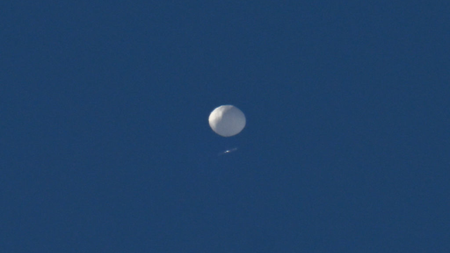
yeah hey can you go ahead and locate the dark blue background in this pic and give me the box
[1,1,449,252]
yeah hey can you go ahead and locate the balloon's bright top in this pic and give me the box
[208,105,246,137]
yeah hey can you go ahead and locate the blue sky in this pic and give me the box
[1,1,449,252]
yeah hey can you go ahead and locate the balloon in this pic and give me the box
[209,105,246,137]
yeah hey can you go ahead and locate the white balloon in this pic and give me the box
[209,105,246,137]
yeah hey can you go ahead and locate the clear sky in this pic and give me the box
[1,1,449,252]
